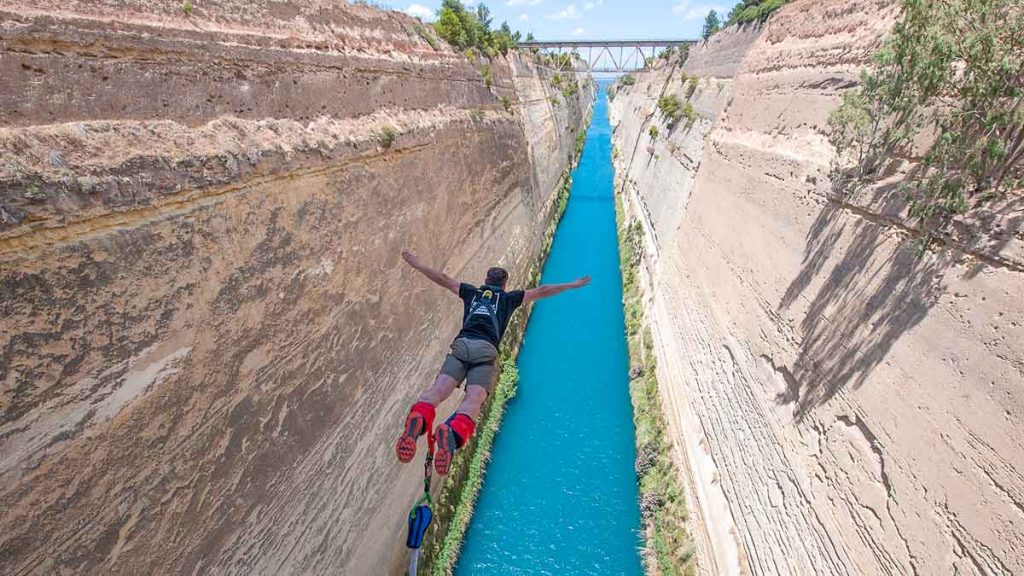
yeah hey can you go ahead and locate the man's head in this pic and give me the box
[485,267,509,289]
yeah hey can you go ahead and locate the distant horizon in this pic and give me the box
[519,36,700,41]
[398,0,729,43]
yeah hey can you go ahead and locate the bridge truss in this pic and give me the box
[518,40,696,73]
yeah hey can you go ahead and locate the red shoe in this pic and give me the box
[395,402,434,463]
[434,422,458,475]
[434,413,476,475]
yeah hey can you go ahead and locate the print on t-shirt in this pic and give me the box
[455,283,525,348]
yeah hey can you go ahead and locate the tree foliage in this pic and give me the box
[616,204,696,576]
[551,72,580,100]
[828,0,1024,242]
[537,51,576,71]
[702,10,721,40]
[377,126,397,149]
[433,0,521,55]
[675,44,690,66]
[682,101,696,128]
[658,94,683,126]
[725,0,789,26]
[658,94,698,130]
[685,75,699,99]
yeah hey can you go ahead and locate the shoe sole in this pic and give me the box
[395,413,424,463]
[434,423,456,475]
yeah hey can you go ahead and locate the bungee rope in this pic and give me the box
[406,426,436,576]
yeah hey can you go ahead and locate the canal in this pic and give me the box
[455,83,643,575]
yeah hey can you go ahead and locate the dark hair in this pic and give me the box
[485,267,509,288]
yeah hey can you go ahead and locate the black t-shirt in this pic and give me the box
[455,283,525,348]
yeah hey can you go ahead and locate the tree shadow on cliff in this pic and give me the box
[777,174,951,420]
[951,195,1024,281]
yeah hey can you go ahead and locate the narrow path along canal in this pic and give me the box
[455,84,643,575]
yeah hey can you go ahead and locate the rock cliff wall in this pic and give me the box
[612,1,1024,574]
[0,2,592,574]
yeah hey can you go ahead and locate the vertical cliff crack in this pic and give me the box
[836,414,921,576]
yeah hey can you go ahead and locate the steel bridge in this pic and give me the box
[518,39,696,73]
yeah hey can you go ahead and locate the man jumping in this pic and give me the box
[395,249,590,475]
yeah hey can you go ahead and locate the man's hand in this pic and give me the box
[401,249,420,269]
[524,275,592,304]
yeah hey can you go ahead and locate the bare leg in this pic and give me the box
[455,384,489,421]
[432,385,488,475]
[417,373,460,406]
[396,373,461,463]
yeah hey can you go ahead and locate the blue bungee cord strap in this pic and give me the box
[406,426,436,575]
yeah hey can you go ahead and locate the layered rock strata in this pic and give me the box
[0,2,592,573]
[612,1,1024,574]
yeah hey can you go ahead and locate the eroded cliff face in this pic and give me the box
[0,2,592,573]
[612,1,1024,574]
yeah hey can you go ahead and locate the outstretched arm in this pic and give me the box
[523,276,590,304]
[402,249,459,295]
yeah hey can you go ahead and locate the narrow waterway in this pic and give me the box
[455,84,643,575]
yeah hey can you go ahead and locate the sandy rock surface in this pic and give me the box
[0,2,592,573]
[612,1,1024,574]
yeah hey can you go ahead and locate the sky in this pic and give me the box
[399,0,731,41]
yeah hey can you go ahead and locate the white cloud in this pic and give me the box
[671,0,726,20]
[519,12,529,21]
[583,0,603,10]
[547,3,580,20]
[404,3,434,20]
[670,0,691,14]
[570,26,586,36]
[507,0,542,6]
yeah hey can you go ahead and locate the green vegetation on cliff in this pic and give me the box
[377,126,397,149]
[725,0,789,26]
[658,94,684,127]
[605,75,633,102]
[535,51,577,71]
[551,73,581,101]
[702,0,788,37]
[429,355,519,574]
[421,178,570,576]
[657,94,696,131]
[420,109,592,575]
[434,0,520,56]
[685,76,699,99]
[413,22,441,50]
[616,199,696,576]
[702,10,721,39]
[828,0,1023,245]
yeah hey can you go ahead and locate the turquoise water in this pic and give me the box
[455,85,643,575]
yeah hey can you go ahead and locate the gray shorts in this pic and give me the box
[440,337,499,392]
